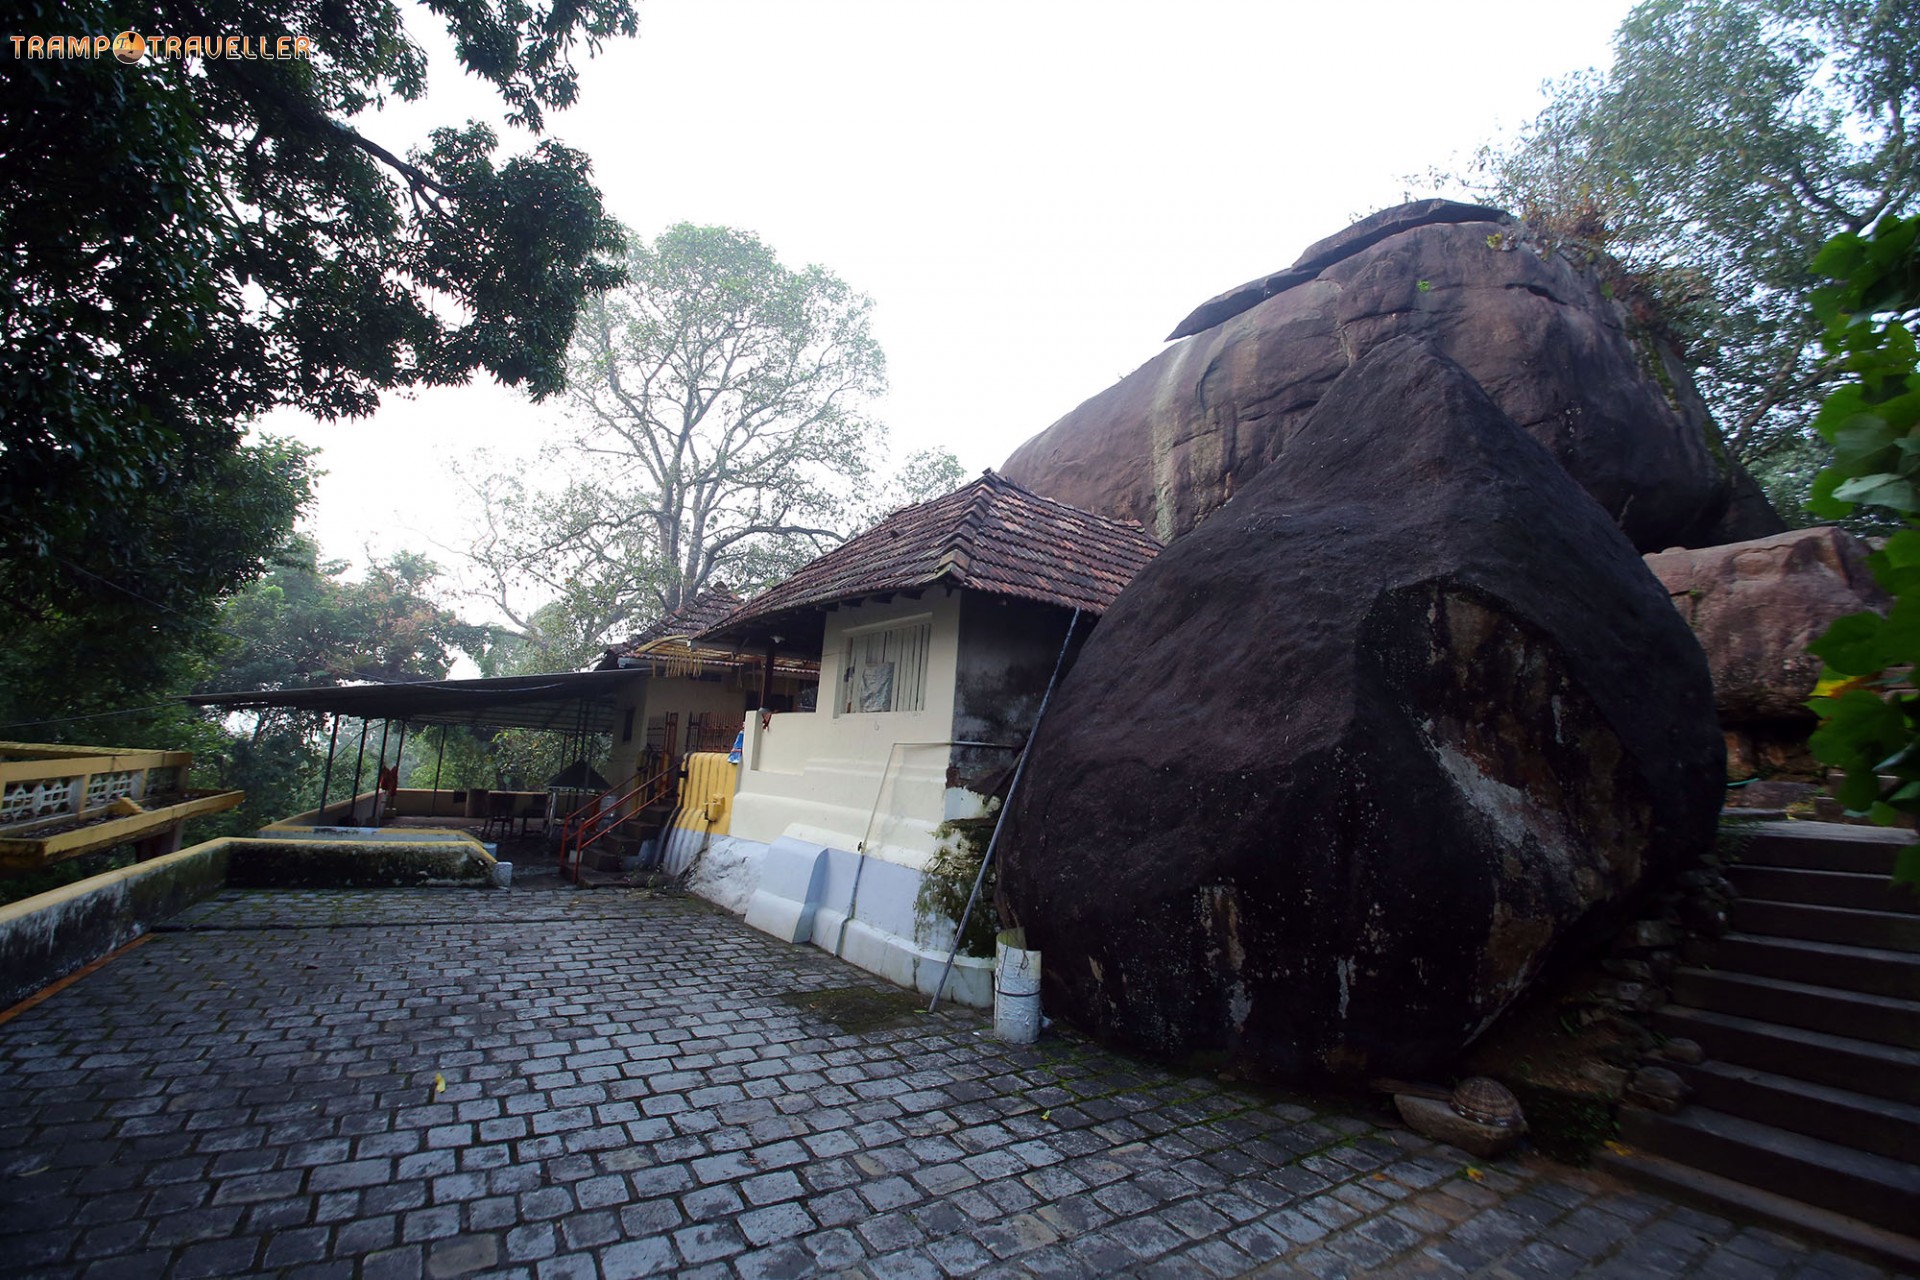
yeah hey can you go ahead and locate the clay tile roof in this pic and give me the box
[707,472,1160,637]
[604,585,745,661]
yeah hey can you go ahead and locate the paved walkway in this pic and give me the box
[0,888,1896,1279]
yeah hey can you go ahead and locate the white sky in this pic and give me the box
[267,0,1636,613]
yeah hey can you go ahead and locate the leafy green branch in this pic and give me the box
[1803,213,1920,891]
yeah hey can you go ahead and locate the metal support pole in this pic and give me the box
[929,609,1081,1014]
[390,722,407,825]
[317,714,340,822]
[373,719,392,828]
[350,718,370,825]
[432,728,447,814]
[759,639,777,710]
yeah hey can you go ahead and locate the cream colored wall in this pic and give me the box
[604,674,650,787]
[644,676,749,759]
[731,593,968,870]
[605,673,743,782]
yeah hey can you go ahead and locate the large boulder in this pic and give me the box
[997,337,1724,1081]
[1645,527,1887,783]
[1001,201,1783,553]
[1645,527,1886,723]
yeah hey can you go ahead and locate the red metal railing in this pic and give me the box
[556,763,678,882]
[552,784,616,843]
[547,713,673,840]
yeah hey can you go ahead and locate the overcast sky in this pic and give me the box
[268,0,1638,611]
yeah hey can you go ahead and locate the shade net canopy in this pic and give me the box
[187,670,638,733]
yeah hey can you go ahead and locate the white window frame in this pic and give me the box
[838,615,933,715]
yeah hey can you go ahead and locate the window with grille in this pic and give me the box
[840,619,932,714]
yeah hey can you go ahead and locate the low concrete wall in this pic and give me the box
[0,834,498,1009]
[0,838,232,1008]
[696,832,994,1008]
[388,789,470,819]
[257,827,475,843]
[226,837,494,889]
[267,792,378,828]
[274,789,539,827]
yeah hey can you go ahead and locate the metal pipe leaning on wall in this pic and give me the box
[928,608,1081,1015]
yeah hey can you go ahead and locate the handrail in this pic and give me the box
[574,773,670,857]
[549,786,606,836]
[557,764,676,881]
[555,773,650,859]
[566,765,660,831]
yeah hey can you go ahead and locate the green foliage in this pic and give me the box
[1505,1080,1619,1166]
[2,0,633,707]
[483,727,605,791]
[868,447,970,520]
[914,816,1001,958]
[479,599,610,676]
[1450,0,1920,517]
[212,541,501,693]
[0,849,135,909]
[1803,213,1920,892]
[406,726,495,791]
[0,438,317,734]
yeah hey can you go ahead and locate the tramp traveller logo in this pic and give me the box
[10,30,312,63]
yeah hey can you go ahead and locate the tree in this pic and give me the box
[464,222,897,640]
[0,437,317,734]
[210,541,495,696]
[1452,0,1920,516]
[1,0,633,709]
[866,446,971,522]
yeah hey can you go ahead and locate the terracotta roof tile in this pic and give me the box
[604,585,745,661]
[707,472,1160,637]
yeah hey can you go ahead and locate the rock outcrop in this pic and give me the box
[1645,527,1888,779]
[997,337,1724,1081]
[1001,200,1783,553]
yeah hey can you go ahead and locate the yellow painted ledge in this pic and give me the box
[0,837,229,930]
[0,790,245,870]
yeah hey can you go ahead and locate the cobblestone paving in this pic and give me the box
[0,888,1896,1279]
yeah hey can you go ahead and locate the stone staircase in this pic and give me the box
[1600,821,1920,1268]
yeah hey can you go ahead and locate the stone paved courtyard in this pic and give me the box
[0,886,1898,1279]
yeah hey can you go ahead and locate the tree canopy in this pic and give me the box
[1453,0,1920,515]
[464,222,936,652]
[1,0,634,712]
[0,437,318,733]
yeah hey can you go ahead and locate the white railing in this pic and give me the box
[0,745,195,833]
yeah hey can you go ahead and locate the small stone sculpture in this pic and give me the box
[1383,1076,1529,1159]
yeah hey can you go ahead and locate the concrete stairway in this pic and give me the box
[576,805,672,875]
[1601,821,1920,1267]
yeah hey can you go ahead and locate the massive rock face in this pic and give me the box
[1645,527,1887,779]
[997,337,1724,1081]
[1001,201,1783,553]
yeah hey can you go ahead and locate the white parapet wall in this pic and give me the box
[686,831,994,1009]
